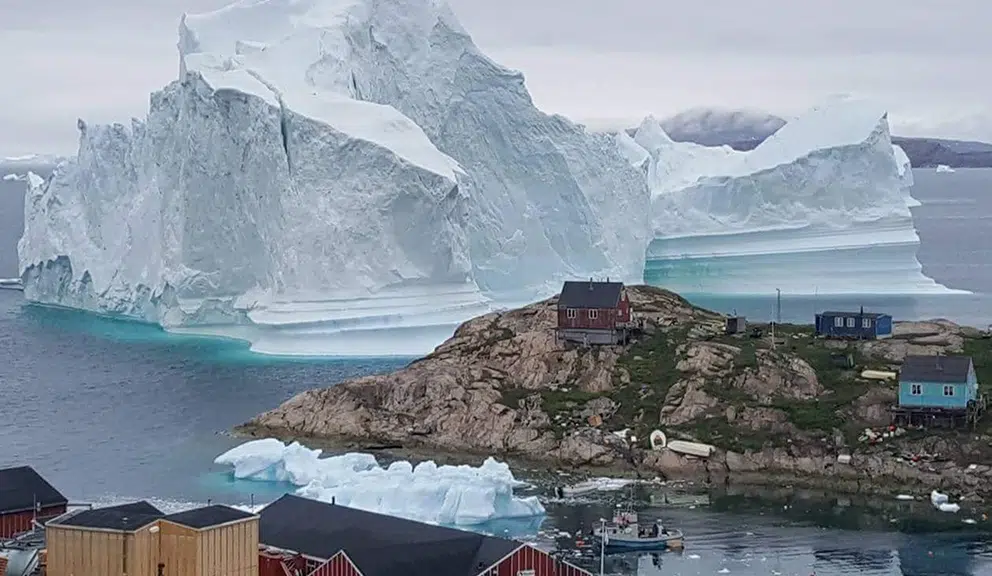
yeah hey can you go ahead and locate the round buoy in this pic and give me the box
[649,430,667,450]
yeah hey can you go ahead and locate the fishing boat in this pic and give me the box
[590,506,684,551]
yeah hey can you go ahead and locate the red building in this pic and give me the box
[556,280,632,345]
[0,466,68,539]
[257,494,591,576]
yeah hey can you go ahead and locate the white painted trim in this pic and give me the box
[473,543,527,576]
[315,550,365,576]
[259,543,328,564]
[470,543,593,576]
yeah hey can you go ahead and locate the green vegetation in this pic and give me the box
[609,329,685,435]
[675,416,771,453]
[756,324,868,435]
[963,333,992,432]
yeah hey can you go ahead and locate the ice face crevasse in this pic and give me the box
[621,98,961,295]
[177,0,651,297]
[18,0,650,355]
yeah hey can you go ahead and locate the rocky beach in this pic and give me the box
[240,286,992,502]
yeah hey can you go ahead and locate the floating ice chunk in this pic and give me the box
[936,164,955,173]
[215,439,545,525]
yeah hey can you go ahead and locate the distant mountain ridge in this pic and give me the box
[660,108,992,168]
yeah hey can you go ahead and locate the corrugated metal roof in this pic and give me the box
[558,281,624,309]
[900,355,972,384]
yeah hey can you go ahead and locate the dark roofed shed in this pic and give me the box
[0,466,68,515]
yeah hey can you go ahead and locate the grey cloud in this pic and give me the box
[0,0,990,154]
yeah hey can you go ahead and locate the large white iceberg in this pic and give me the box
[17,0,649,356]
[214,438,545,525]
[623,99,961,295]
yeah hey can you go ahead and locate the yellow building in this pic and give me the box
[45,501,258,576]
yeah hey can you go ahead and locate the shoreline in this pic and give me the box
[232,424,992,512]
[240,285,992,510]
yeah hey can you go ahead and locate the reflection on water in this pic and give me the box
[540,484,992,576]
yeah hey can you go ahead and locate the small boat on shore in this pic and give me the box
[591,506,684,551]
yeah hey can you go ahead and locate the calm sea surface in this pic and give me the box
[2,167,992,575]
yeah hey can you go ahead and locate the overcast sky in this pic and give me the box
[1,0,989,155]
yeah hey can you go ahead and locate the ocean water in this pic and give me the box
[2,168,992,575]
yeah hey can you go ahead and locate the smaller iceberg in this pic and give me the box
[215,439,545,525]
[935,164,955,173]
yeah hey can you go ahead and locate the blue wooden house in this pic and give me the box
[814,308,892,339]
[892,354,986,428]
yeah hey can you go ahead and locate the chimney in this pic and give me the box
[936,353,942,371]
[860,305,864,315]
[589,277,594,291]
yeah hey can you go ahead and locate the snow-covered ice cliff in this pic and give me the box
[18,0,649,355]
[620,98,961,295]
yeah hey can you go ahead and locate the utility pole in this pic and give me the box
[599,518,606,576]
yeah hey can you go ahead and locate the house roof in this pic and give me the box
[558,281,624,309]
[0,466,68,515]
[49,501,164,531]
[817,310,889,319]
[900,355,972,384]
[258,494,521,576]
[163,504,256,530]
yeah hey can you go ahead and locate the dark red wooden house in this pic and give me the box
[257,494,591,576]
[556,280,632,345]
[0,466,68,538]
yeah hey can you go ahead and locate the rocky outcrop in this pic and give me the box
[244,286,992,500]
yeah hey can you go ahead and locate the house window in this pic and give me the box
[862,318,872,328]
[833,316,843,327]
[846,317,855,328]
[588,309,599,320]
[518,571,536,576]
[943,385,955,397]
[910,383,922,395]
[566,308,576,319]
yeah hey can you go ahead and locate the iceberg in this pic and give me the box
[624,98,962,295]
[3,173,23,182]
[18,0,648,356]
[214,438,545,525]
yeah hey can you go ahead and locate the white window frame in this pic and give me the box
[588,309,599,320]
[846,317,855,328]
[566,308,576,319]
[862,317,872,328]
[834,316,844,327]
[910,383,922,395]
[943,385,955,397]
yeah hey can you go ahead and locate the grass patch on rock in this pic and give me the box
[610,328,685,435]
[674,416,771,453]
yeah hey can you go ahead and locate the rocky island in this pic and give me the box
[241,286,992,501]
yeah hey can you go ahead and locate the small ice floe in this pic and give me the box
[688,554,701,559]
[963,519,977,525]
[718,569,730,574]
[896,494,914,501]
[930,490,960,513]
